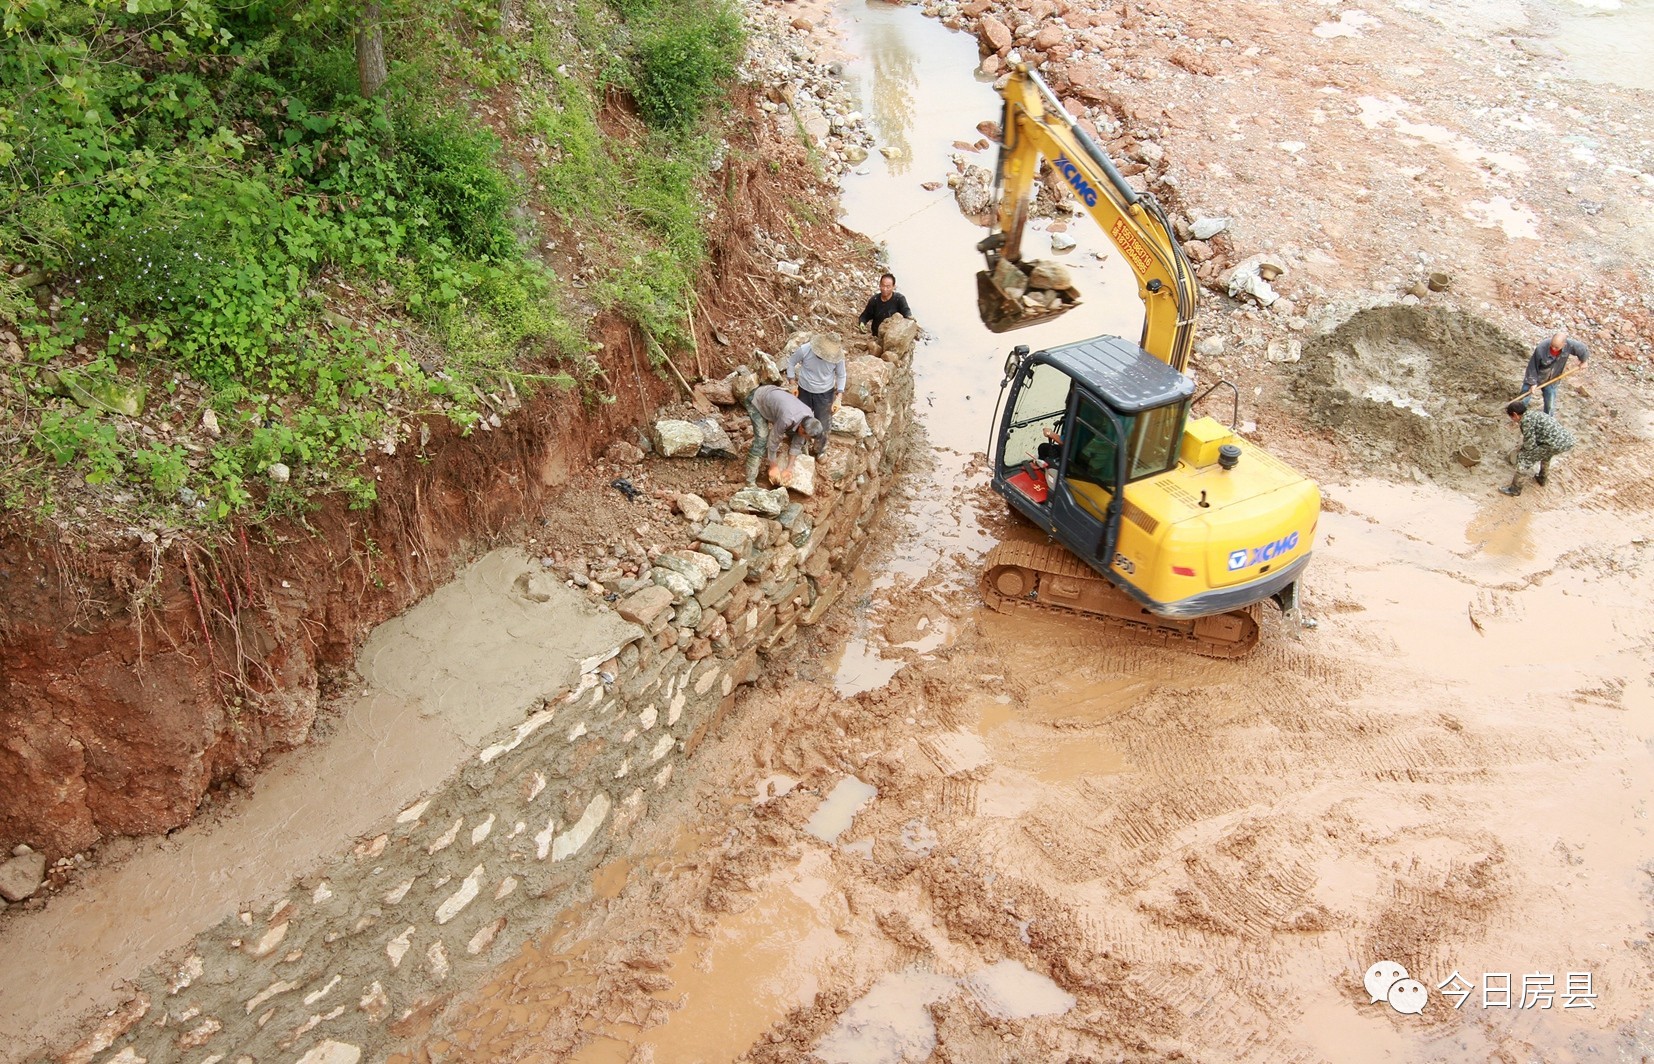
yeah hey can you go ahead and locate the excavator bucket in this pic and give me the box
[975,263,1083,335]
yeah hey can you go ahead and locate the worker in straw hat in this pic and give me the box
[785,331,847,458]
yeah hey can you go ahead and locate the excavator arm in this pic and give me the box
[978,62,1198,375]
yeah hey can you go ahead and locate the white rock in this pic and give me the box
[435,865,485,924]
[651,419,704,458]
[0,851,46,902]
[294,1041,362,1064]
[1191,216,1230,240]
[551,794,612,861]
[830,407,872,438]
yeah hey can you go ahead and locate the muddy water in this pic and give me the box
[1547,0,1654,91]
[387,6,1654,1062]
[827,0,1145,695]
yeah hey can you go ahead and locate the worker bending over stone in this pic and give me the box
[738,378,821,487]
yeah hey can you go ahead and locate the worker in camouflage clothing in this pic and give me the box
[1499,398,1575,497]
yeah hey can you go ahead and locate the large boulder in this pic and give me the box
[675,493,710,522]
[844,356,893,411]
[818,448,855,485]
[780,453,817,497]
[1027,260,1075,290]
[693,416,736,458]
[877,316,920,359]
[650,566,697,603]
[830,406,872,438]
[652,419,704,458]
[722,512,770,548]
[0,850,46,902]
[952,164,994,221]
[729,486,790,517]
[697,378,736,406]
[979,14,1013,53]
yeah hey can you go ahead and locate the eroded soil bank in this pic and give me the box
[0,82,856,865]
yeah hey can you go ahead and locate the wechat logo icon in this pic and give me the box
[1365,961,1428,1015]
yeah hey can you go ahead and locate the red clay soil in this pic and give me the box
[0,94,861,863]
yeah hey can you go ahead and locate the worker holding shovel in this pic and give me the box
[1499,398,1575,497]
[1521,329,1589,415]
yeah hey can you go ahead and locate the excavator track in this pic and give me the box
[979,541,1261,659]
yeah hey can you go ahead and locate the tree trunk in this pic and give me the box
[498,0,516,33]
[356,2,387,98]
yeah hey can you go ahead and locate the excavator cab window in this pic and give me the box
[1003,362,1072,471]
[1065,394,1123,487]
[1065,393,1187,487]
[1125,399,1187,480]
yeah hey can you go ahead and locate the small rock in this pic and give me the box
[1026,260,1075,290]
[1195,336,1225,357]
[1050,231,1077,252]
[675,493,710,522]
[1191,216,1230,240]
[0,851,47,902]
[606,440,645,465]
[1266,338,1302,364]
[199,409,221,437]
[266,463,291,484]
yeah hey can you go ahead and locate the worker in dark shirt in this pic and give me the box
[858,272,913,335]
[1521,329,1588,415]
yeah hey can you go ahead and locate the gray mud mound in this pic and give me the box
[1295,305,1527,481]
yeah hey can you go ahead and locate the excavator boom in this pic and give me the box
[979,64,1198,375]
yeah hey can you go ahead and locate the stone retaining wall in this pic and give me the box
[48,328,915,1064]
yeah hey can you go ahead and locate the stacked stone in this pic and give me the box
[65,322,916,1064]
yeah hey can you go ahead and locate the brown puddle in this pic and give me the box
[571,851,847,1063]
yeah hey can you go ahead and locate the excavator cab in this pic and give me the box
[985,339,1319,657]
[995,338,1192,571]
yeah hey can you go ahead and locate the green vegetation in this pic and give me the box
[0,0,745,523]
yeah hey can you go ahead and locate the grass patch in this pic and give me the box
[0,0,742,526]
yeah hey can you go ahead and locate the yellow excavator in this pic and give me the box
[975,61,1319,657]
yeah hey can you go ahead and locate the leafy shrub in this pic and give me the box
[394,115,518,258]
[627,0,744,131]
